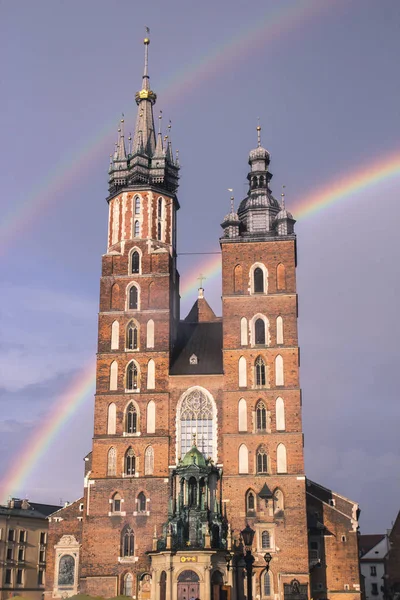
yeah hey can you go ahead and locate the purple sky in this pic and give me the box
[1,0,399,533]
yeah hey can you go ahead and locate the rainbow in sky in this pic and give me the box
[3,0,399,502]
[0,0,332,256]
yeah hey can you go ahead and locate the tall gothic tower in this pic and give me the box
[46,37,361,600]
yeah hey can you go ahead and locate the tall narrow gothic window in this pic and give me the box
[125,448,136,476]
[107,447,116,476]
[137,492,146,513]
[158,198,163,218]
[255,356,266,387]
[126,362,138,390]
[257,447,268,473]
[146,319,154,348]
[131,251,140,274]
[256,401,267,431]
[238,398,247,432]
[277,263,286,290]
[275,355,284,386]
[144,446,154,475]
[110,361,118,391]
[146,401,155,434]
[178,388,215,460]
[111,320,119,350]
[240,317,248,345]
[147,359,155,389]
[107,403,116,434]
[129,286,138,310]
[261,530,270,549]
[126,403,138,433]
[111,283,120,310]
[126,321,138,350]
[264,572,271,597]
[124,573,133,596]
[122,527,134,557]
[239,444,249,474]
[255,318,266,344]
[134,220,140,237]
[134,196,140,214]
[239,356,247,387]
[254,267,264,293]
[276,397,285,431]
[276,316,284,344]
[157,222,162,241]
[277,444,287,473]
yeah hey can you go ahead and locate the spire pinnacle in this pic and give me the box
[281,185,286,210]
[257,118,262,147]
[228,188,234,213]
[116,116,126,160]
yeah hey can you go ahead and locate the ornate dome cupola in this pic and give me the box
[108,36,180,199]
[221,194,240,239]
[274,186,296,236]
[237,124,281,237]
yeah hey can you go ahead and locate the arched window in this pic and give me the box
[134,196,141,214]
[255,356,266,387]
[129,286,138,310]
[126,321,138,350]
[255,318,265,344]
[146,319,154,348]
[239,356,247,387]
[111,492,121,512]
[238,444,249,474]
[254,267,264,293]
[246,490,255,513]
[124,573,133,597]
[137,492,146,513]
[234,264,243,293]
[256,400,267,431]
[178,387,216,460]
[126,361,139,390]
[241,317,248,345]
[58,554,75,587]
[275,355,284,386]
[259,175,265,187]
[107,447,116,476]
[252,176,257,189]
[257,447,268,473]
[111,320,119,350]
[131,251,140,274]
[134,220,140,237]
[160,572,167,600]
[261,531,270,549]
[276,316,284,345]
[107,403,116,435]
[276,397,285,431]
[144,446,154,475]
[157,222,162,241]
[238,398,247,432]
[273,489,284,514]
[277,444,287,473]
[263,571,271,597]
[147,401,155,434]
[277,263,286,290]
[148,281,154,308]
[126,403,138,433]
[122,526,134,557]
[158,198,163,219]
[147,359,155,390]
[111,283,120,310]
[110,361,118,391]
[125,448,136,476]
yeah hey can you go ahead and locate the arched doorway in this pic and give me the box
[138,573,151,600]
[211,570,224,600]
[177,570,200,600]
[160,571,167,600]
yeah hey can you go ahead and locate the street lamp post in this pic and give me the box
[241,524,255,600]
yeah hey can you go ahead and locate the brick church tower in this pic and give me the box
[46,37,361,600]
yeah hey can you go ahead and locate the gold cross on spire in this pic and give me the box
[197,273,206,288]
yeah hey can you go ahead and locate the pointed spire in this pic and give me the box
[128,132,132,155]
[116,116,126,160]
[175,149,180,167]
[133,34,157,157]
[154,111,164,156]
[108,154,113,173]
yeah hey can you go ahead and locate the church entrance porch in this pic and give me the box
[177,570,200,600]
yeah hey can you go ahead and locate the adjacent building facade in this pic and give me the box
[45,37,361,600]
[0,498,60,600]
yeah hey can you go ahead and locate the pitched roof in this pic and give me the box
[170,321,223,375]
[258,483,273,499]
[0,500,62,519]
[359,534,386,557]
[184,296,219,323]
